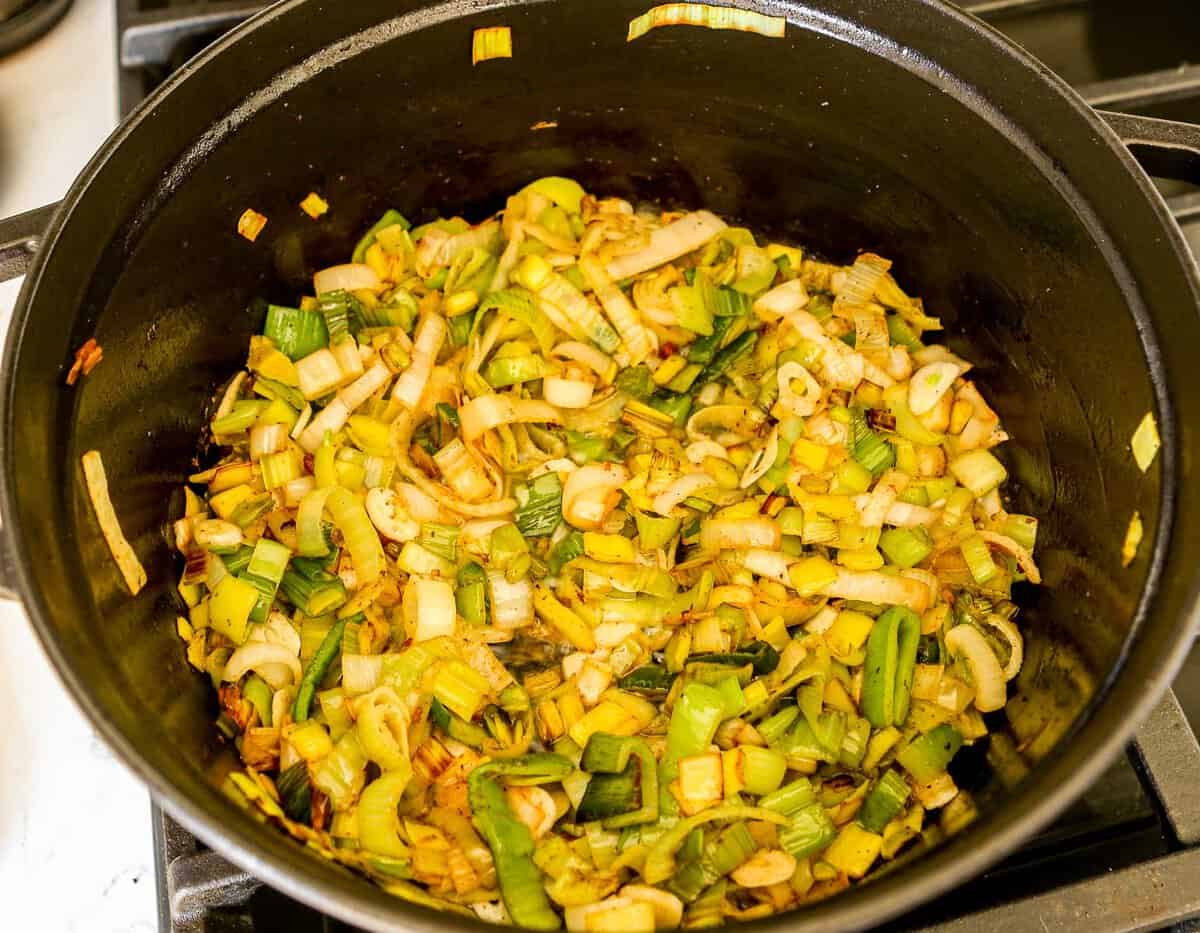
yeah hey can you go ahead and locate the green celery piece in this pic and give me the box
[859,770,912,833]
[263,304,328,360]
[897,724,963,782]
[778,802,837,859]
[850,406,896,476]
[252,375,306,412]
[316,289,363,344]
[483,355,549,388]
[242,674,273,726]
[565,430,613,464]
[732,245,776,295]
[448,311,473,347]
[548,530,585,575]
[446,246,498,297]
[221,545,254,575]
[455,562,487,625]
[364,288,419,330]
[514,473,563,538]
[667,683,726,761]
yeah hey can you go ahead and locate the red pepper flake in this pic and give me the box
[660,342,677,358]
[237,208,268,242]
[66,338,103,386]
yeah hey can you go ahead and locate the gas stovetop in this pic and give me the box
[119,2,1200,931]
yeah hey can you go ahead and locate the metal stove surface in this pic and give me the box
[119,1,1200,931]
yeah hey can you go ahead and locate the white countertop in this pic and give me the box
[0,2,158,930]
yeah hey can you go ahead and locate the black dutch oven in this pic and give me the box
[1,1,1198,930]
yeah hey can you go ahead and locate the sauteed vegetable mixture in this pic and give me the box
[173,178,1040,929]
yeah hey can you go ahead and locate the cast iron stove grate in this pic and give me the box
[119,0,1200,930]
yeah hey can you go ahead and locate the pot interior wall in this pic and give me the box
[6,0,1167,922]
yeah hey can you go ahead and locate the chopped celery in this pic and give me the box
[850,407,896,476]
[634,510,681,550]
[280,566,347,616]
[778,802,836,859]
[514,473,563,538]
[455,562,488,625]
[566,430,613,464]
[667,684,726,762]
[859,770,912,833]
[879,526,934,568]
[949,449,1008,497]
[418,523,460,563]
[548,530,585,575]
[433,660,491,722]
[897,724,963,782]
[247,537,290,584]
[316,290,363,344]
[264,305,328,360]
[961,533,999,584]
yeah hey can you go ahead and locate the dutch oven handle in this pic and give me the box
[0,203,57,283]
[0,202,58,600]
[1098,111,1200,226]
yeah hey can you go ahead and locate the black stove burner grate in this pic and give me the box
[118,0,1200,930]
[117,0,266,115]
